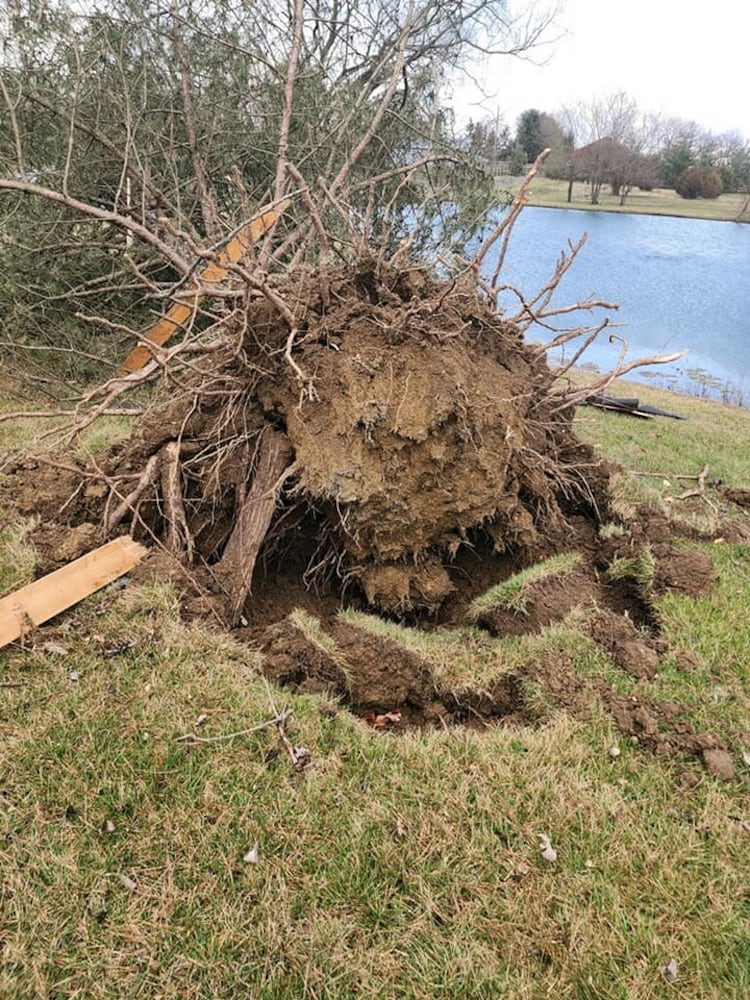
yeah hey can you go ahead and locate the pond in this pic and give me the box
[479,206,750,403]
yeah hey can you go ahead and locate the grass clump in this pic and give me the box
[0,518,38,595]
[468,551,582,619]
[606,546,656,598]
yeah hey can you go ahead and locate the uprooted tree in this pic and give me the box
[0,0,684,626]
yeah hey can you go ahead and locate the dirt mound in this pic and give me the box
[5,263,611,621]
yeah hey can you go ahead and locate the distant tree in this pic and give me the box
[515,108,544,162]
[508,142,527,175]
[538,112,566,150]
[561,92,640,204]
[674,166,723,199]
[465,115,512,167]
[713,132,750,192]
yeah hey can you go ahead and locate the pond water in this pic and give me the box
[478,206,750,403]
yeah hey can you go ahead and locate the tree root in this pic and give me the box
[213,428,295,625]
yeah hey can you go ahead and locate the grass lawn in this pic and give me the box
[2,379,750,999]
[505,176,750,223]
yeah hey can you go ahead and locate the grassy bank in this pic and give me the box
[2,381,750,999]
[506,176,750,223]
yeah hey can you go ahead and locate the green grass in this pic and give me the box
[606,546,656,599]
[468,551,582,619]
[2,380,750,998]
[508,176,750,223]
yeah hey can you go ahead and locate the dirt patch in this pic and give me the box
[653,547,715,596]
[588,609,660,680]
[257,613,530,728]
[599,687,735,777]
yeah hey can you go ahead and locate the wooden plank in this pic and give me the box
[0,537,147,649]
[120,206,286,373]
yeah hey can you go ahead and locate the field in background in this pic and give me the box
[1,378,750,999]
[505,176,749,223]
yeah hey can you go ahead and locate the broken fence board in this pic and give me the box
[0,537,147,649]
[120,205,287,374]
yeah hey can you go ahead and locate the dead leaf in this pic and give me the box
[117,873,137,892]
[362,710,402,729]
[512,861,531,879]
[102,819,116,835]
[243,842,259,864]
[68,670,80,682]
[537,833,557,863]
[661,958,679,981]
[373,711,402,729]
[395,816,407,838]
[741,751,750,767]
[195,713,208,728]
[42,642,69,656]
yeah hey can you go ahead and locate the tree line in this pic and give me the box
[466,94,750,205]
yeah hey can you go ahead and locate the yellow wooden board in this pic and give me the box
[120,206,286,373]
[0,537,147,649]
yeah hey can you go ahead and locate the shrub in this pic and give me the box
[675,166,723,199]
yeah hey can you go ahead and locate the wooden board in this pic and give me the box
[0,537,147,649]
[120,206,286,373]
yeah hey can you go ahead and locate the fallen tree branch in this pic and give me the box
[0,178,191,275]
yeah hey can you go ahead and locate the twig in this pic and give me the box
[473,148,550,273]
[261,675,311,771]
[676,465,710,500]
[630,470,711,482]
[175,708,293,745]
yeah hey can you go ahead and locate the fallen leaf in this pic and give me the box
[741,751,750,767]
[117,873,137,892]
[42,642,69,656]
[537,833,557,863]
[195,713,208,728]
[243,842,259,864]
[512,861,531,879]
[373,711,402,729]
[102,819,116,835]
[395,816,407,838]
[661,958,679,981]
[68,670,80,682]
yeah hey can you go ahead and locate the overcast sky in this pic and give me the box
[450,0,749,139]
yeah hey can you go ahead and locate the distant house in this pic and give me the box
[570,137,657,202]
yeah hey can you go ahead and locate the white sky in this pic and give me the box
[450,0,750,139]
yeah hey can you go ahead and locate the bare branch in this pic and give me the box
[0,178,191,275]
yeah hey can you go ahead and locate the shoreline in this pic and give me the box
[503,177,750,225]
[524,199,750,226]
